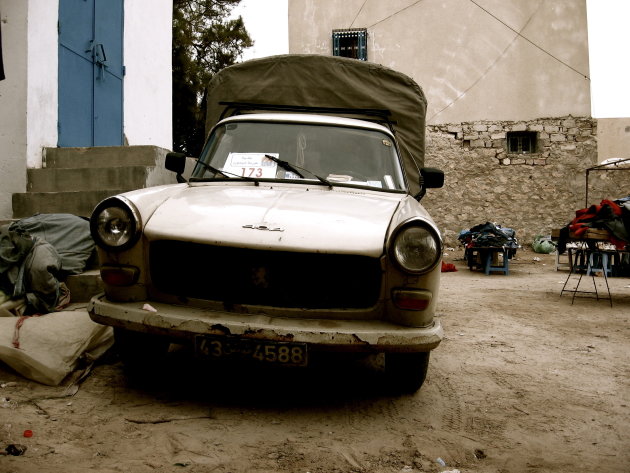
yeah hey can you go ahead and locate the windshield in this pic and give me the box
[192,121,407,191]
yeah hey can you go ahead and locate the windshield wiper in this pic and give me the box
[311,174,333,189]
[265,154,332,189]
[264,154,304,178]
[195,159,229,178]
[193,160,260,185]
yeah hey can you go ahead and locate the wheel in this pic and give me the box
[114,328,170,376]
[384,351,430,394]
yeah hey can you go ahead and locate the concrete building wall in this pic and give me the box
[26,0,58,169]
[0,1,29,219]
[288,0,591,125]
[596,118,630,161]
[123,0,172,149]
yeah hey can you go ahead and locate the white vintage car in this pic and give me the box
[88,55,444,392]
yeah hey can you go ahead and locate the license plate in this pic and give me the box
[195,336,308,367]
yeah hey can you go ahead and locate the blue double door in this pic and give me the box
[58,0,124,147]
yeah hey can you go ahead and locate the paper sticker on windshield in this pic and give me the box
[223,153,278,178]
[382,139,392,147]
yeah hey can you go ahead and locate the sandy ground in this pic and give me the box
[1,249,629,473]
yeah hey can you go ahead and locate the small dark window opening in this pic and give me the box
[340,35,359,58]
[507,131,537,154]
[332,29,367,61]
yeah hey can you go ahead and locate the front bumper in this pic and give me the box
[87,294,442,353]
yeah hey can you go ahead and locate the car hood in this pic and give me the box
[143,183,405,257]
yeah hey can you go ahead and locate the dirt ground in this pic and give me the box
[1,249,629,473]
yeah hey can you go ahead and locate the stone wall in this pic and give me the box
[419,116,626,248]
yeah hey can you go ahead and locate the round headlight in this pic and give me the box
[90,197,141,251]
[391,222,442,274]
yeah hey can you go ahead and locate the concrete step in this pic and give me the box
[12,189,130,218]
[44,146,170,169]
[13,145,179,219]
[27,166,153,192]
[64,269,103,303]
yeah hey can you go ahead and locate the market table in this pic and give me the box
[553,228,629,307]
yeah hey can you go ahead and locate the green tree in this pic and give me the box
[173,0,253,156]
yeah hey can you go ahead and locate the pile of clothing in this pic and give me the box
[0,214,116,387]
[0,214,95,316]
[557,196,630,253]
[458,222,519,255]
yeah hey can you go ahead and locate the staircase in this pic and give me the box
[10,145,176,301]
[12,145,176,218]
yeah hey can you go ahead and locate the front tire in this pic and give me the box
[384,351,430,394]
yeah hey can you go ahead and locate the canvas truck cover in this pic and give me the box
[205,54,427,195]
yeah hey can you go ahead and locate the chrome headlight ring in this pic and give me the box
[389,220,442,274]
[90,196,142,252]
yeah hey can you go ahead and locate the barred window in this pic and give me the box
[332,29,367,61]
[507,131,537,154]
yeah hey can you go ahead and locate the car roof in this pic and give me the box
[218,113,395,135]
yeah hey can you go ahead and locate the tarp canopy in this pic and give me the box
[205,54,427,195]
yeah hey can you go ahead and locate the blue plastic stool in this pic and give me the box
[484,248,509,275]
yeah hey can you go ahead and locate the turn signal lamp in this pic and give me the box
[100,264,139,286]
[392,289,432,311]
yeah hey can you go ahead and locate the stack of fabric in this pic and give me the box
[0,214,94,316]
[458,222,519,256]
[557,196,630,253]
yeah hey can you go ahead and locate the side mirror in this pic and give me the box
[414,167,444,201]
[421,167,444,189]
[165,152,187,183]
